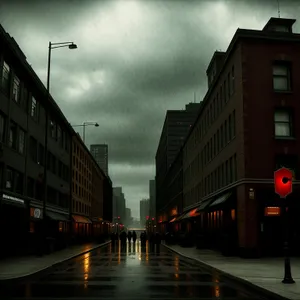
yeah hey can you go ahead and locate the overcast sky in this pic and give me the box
[1,0,299,218]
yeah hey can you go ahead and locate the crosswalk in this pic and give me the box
[0,242,268,300]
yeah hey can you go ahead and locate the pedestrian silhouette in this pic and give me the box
[132,231,137,243]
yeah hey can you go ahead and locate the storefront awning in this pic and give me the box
[46,211,70,221]
[169,217,177,223]
[196,199,214,213]
[72,215,92,224]
[209,192,232,208]
[181,208,201,220]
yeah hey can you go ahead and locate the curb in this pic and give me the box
[163,244,290,300]
[0,240,111,284]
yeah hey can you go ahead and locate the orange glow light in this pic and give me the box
[265,206,280,216]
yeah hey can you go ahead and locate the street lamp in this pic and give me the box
[71,122,99,143]
[42,41,77,253]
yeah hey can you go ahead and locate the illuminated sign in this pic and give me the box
[30,207,43,219]
[3,194,24,205]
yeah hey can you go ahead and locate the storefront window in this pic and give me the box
[231,209,236,221]
[59,221,63,232]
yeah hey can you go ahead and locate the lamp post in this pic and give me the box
[71,122,99,143]
[42,41,77,254]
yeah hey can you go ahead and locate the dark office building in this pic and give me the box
[0,25,72,256]
[155,103,201,218]
[90,144,109,176]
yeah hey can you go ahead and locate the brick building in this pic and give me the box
[71,133,113,242]
[158,17,300,258]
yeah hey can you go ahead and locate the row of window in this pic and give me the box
[73,142,93,170]
[190,66,235,151]
[73,171,92,193]
[0,60,70,152]
[2,166,68,208]
[28,136,70,181]
[184,110,236,186]
[72,155,92,181]
[0,114,25,153]
[202,110,236,166]
[73,200,91,216]
[72,181,92,202]
[184,154,237,207]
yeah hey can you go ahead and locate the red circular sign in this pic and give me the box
[274,167,293,198]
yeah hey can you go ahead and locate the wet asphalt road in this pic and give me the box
[0,241,270,300]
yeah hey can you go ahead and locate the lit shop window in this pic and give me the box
[265,207,280,216]
[231,209,236,221]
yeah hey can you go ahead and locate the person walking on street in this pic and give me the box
[127,231,132,243]
[155,231,161,253]
[120,230,127,249]
[132,231,137,243]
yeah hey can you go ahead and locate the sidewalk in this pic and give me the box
[0,241,111,281]
[163,243,300,300]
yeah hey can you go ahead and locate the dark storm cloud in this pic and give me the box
[1,0,300,216]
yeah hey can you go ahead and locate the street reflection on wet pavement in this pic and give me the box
[0,242,269,300]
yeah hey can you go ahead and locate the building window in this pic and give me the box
[231,66,235,94]
[57,125,63,147]
[31,97,39,120]
[0,114,5,142]
[274,110,292,137]
[224,120,228,144]
[29,136,38,162]
[1,61,10,94]
[8,121,17,149]
[273,63,291,91]
[233,154,237,181]
[6,168,14,190]
[50,119,57,139]
[12,75,20,103]
[18,129,25,154]
[38,144,45,166]
[220,125,224,149]
[232,110,236,137]
[22,87,29,111]
[228,115,232,141]
[15,171,23,194]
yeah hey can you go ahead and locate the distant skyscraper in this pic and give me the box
[90,144,108,176]
[140,199,150,226]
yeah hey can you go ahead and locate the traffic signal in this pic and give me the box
[274,167,293,198]
[146,216,149,220]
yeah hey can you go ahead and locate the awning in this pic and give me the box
[209,192,232,208]
[169,217,177,223]
[196,199,215,213]
[72,215,92,224]
[46,211,70,221]
[182,208,201,220]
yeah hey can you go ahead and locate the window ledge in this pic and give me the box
[273,90,293,94]
[275,136,296,141]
